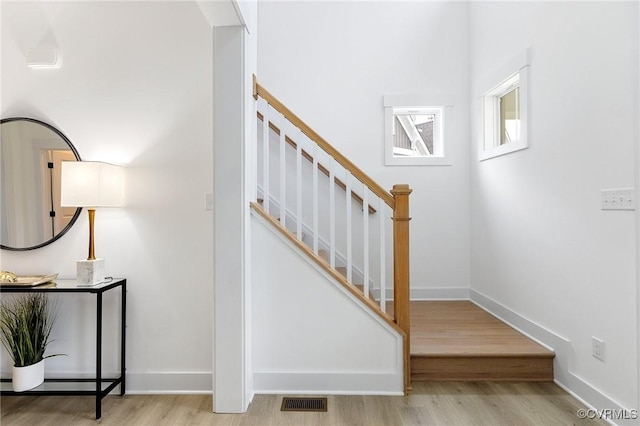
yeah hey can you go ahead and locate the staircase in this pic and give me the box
[252,77,554,390]
[253,77,411,393]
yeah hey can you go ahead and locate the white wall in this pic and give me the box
[257,1,471,298]
[251,213,404,394]
[1,1,213,392]
[469,1,639,412]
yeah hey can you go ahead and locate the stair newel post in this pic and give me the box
[391,183,412,394]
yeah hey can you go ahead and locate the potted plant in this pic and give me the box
[0,293,62,391]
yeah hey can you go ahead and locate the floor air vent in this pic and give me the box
[281,397,328,412]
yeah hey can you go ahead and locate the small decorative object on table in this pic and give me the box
[0,291,64,391]
[0,271,17,282]
[0,272,58,288]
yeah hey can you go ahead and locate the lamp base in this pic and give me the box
[77,258,105,286]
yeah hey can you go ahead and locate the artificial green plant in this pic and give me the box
[0,293,63,367]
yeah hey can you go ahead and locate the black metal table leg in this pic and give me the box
[96,291,103,420]
[121,281,126,395]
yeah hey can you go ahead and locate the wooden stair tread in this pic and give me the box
[332,266,376,303]
[389,301,553,357]
[318,249,328,261]
[411,333,553,357]
[318,260,374,301]
[354,284,376,302]
[404,301,554,382]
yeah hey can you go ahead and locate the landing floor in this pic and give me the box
[391,301,553,357]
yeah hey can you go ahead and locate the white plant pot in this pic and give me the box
[12,359,44,392]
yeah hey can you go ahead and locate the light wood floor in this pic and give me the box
[0,382,604,425]
[387,301,551,356]
[406,301,551,357]
[0,303,572,424]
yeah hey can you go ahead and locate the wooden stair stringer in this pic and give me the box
[250,201,402,337]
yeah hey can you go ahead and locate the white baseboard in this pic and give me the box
[371,287,470,301]
[410,287,470,300]
[471,289,635,426]
[253,371,403,395]
[125,372,212,394]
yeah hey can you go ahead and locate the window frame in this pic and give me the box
[479,50,530,161]
[384,94,454,166]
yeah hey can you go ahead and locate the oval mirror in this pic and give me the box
[1,117,82,250]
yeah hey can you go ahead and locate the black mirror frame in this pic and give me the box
[0,117,83,251]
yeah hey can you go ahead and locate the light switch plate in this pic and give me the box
[601,188,635,211]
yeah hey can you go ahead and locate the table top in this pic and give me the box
[0,278,125,293]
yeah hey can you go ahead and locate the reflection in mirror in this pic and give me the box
[1,118,81,250]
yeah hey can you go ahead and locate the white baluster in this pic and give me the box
[262,105,270,214]
[346,172,353,283]
[296,130,303,241]
[363,186,370,298]
[379,199,386,312]
[312,144,319,254]
[279,113,286,227]
[329,158,336,268]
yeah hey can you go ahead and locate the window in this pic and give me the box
[384,95,453,166]
[480,50,530,161]
[392,107,442,157]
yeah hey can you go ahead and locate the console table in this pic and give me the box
[0,278,126,420]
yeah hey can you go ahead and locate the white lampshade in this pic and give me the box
[61,161,124,208]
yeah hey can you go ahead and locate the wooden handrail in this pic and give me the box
[257,112,377,214]
[255,81,395,209]
[391,184,412,395]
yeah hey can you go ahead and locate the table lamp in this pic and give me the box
[61,161,123,285]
